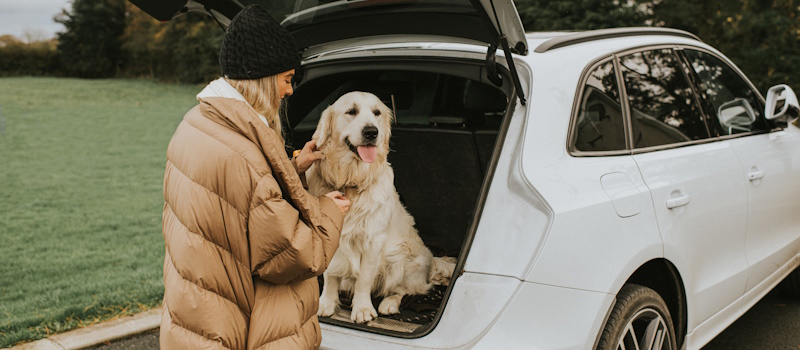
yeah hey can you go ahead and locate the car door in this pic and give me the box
[620,48,749,330]
[682,48,800,292]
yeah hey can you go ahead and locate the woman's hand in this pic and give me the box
[325,191,351,215]
[294,140,323,174]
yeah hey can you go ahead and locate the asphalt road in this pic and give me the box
[91,289,800,349]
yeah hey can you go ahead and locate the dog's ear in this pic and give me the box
[313,105,334,147]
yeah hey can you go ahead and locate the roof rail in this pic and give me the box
[533,27,701,53]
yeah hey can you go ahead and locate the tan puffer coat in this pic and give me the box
[160,96,343,350]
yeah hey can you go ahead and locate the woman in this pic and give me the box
[160,5,350,349]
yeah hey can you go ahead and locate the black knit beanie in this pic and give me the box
[219,5,301,79]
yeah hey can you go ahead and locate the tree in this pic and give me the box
[56,0,126,78]
[121,3,224,83]
[516,0,649,31]
[0,35,59,77]
[649,0,800,92]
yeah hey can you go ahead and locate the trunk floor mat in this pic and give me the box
[321,285,447,333]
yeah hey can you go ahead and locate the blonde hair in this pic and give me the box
[224,75,284,137]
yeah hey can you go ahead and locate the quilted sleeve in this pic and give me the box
[247,173,343,284]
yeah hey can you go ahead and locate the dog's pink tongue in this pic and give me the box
[357,145,378,163]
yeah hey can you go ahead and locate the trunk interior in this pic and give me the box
[286,59,513,337]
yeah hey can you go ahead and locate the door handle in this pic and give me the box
[666,194,691,209]
[748,170,765,181]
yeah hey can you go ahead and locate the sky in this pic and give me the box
[0,0,73,40]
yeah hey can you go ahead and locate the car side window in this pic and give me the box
[574,60,626,152]
[619,49,711,148]
[682,49,768,135]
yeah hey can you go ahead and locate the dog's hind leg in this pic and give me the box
[378,294,404,315]
[318,273,341,317]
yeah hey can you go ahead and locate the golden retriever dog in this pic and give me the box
[307,91,455,324]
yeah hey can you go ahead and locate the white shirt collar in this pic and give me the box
[197,78,270,127]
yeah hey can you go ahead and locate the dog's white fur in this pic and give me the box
[307,91,454,324]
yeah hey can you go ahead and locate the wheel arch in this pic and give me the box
[624,258,687,348]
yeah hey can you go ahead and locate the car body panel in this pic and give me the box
[524,153,663,293]
[726,128,800,291]
[462,59,552,281]
[633,142,749,330]
[686,249,800,349]
[474,281,613,349]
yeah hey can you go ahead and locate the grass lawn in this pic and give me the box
[0,77,201,347]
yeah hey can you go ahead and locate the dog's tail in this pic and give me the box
[429,256,457,286]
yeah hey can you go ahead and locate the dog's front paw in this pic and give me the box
[318,296,338,317]
[350,303,378,324]
[378,297,401,315]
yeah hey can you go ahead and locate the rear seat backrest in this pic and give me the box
[462,80,506,173]
[388,127,483,257]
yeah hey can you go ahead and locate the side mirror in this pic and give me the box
[718,98,756,133]
[765,84,800,127]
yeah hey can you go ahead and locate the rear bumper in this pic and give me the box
[474,281,614,349]
[320,274,613,349]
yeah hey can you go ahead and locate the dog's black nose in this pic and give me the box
[362,126,378,141]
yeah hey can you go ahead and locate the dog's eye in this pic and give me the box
[346,108,357,116]
[373,110,381,116]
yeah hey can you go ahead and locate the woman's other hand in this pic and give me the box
[295,140,323,174]
[325,191,350,215]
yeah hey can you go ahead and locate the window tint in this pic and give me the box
[683,49,768,135]
[574,60,626,152]
[620,49,710,148]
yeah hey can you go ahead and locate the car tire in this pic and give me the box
[779,267,800,297]
[596,284,677,350]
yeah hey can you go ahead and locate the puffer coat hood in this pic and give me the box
[160,95,343,349]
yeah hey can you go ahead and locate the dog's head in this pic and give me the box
[313,91,393,165]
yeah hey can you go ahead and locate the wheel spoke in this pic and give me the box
[641,314,664,350]
[618,308,671,350]
[618,322,640,350]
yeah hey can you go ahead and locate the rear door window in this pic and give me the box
[619,49,711,148]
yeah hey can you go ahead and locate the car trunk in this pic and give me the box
[285,58,515,336]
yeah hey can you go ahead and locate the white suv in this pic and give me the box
[134,0,800,348]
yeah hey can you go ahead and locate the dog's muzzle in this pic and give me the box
[343,125,380,163]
